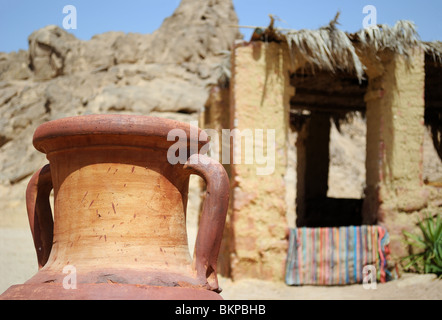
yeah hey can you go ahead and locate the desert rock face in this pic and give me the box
[0,0,242,227]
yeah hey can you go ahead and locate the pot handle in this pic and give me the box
[26,164,54,269]
[183,154,229,293]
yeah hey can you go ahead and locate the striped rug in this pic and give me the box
[285,225,396,285]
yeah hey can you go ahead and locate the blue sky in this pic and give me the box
[0,0,441,53]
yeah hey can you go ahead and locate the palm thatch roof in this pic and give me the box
[232,13,442,82]
[284,13,365,81]
[424,41,442,63]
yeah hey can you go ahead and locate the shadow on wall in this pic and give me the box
[425,109,442,164]
[424,54,442,175]
[301,197,363,228]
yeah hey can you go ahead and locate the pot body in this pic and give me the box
[0,115,229,300]
[30,146,195,285]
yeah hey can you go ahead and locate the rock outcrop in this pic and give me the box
[0,0,241,226]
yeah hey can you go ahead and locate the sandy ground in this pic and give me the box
[1,225,441,300]
[218,273,442,300]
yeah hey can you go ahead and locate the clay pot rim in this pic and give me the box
[33,114,209,153]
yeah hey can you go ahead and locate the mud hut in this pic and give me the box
[204,15,442,284]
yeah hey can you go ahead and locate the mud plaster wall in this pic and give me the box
[364,49,429,258]
[229,42,294,281]
[208,42,440,279]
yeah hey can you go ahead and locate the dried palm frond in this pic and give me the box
[423,41,442,63]
[353,20,424,60]
[331,110,366,133]
[213,50,231,88]
[224,14,441,88]
[282,12,365,82]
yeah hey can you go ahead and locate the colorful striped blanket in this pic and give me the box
[285,225,397,285]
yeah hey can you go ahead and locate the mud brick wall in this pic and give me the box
[228,41,294,281]
[363,49,428,258]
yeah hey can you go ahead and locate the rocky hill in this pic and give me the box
[0,0,241,226]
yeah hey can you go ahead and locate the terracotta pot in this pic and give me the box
[0,115,229,300]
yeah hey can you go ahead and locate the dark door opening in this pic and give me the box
[290,69,368,227]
